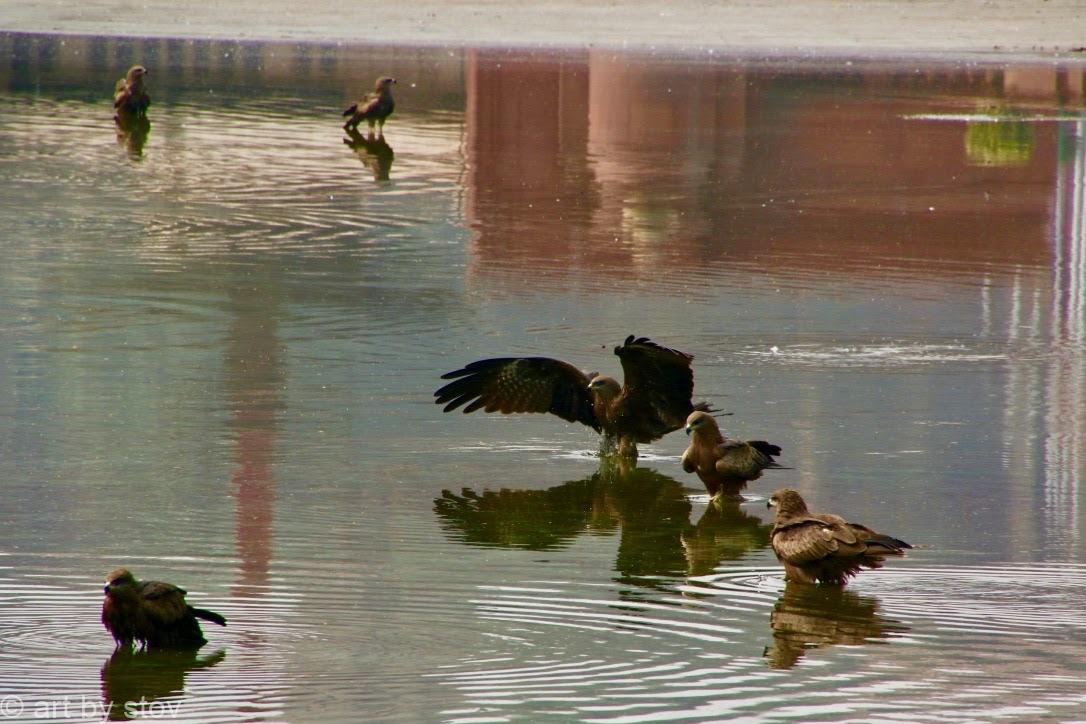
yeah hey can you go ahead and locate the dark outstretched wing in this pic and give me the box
[435,357,599,431]
[613,335,699,433]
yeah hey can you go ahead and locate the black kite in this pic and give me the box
[113,66,150,118]
[102,568,226,650]
[435,335,711,457]
[343,76,396,135]
[767,488,912,585]
[681,411,786,497]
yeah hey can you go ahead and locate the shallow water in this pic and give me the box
[1,33,1084,722]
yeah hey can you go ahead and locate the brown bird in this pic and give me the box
[113,65,150,117]
[767,488,912,585]
[342,76,396,135]
[102,568,226,650]
[681,411,786,498]
[435,335,711,458]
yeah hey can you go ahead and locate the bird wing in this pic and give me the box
[817,513,864,546]
[713,440,770,477]
[351,93,383,118]
[435,357,599,430]
[613,335,697,430]
[140,580,186,598]
[680,444,697,473]
[113,81,130,108]
[772,518,840,563]
[747,440,782,458]
[138,581,190,624]
[846,522,912,552]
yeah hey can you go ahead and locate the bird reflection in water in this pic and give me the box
[344,127,394,181]
[681,496,772,578]
[764,582,909,669]
[113,111,150,159]
[433,462,771,585]
[99,647,225,721]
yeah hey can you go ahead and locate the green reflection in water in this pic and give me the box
[965,106,1035,167]
[434,462,771,586]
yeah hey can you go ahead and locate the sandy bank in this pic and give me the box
[4,0,1086,59]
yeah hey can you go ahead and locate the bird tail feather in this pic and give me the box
[192,608,227,626]
[865,534,912,553]
[749,440,783,458]
[342,104,357,117]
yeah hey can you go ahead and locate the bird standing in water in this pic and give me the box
[102,568,226,650]
[681,411,786,498]
[767,488,912,585]
[113,65,150,118]
[342,76,396,135]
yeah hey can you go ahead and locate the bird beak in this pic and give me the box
[766,499,776,509]
[103,584,110,594]
[684,425,692,435]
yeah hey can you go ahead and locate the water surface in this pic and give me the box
[1,33,1085,722]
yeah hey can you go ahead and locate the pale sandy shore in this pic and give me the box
[4,0,1086,59]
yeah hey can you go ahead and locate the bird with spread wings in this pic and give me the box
[102,568,226,650]
[767,488,912,585]
[435,335,711,458]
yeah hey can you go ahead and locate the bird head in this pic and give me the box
[684,410,716,436]
[103,568,136,596]
[767,488,808,516]
[587,375,621,399]
[376,76,397,91]
[127,66,148,84]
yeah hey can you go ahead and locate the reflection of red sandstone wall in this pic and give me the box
[464,58,1074,283]
[1004,66,1084,102]
[586,56,750,272]
[232,425,276,590]
[708,89,1055,270]
[464,50,600,275]
[224,286,284,594]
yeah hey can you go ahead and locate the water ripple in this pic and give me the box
[433,564,1086,720]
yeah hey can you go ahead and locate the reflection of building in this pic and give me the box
[225,276,285,593]
[1042,119,1084,557]
[587,56,748,266]
[463,50,599,283]
[462,56,1081,285]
